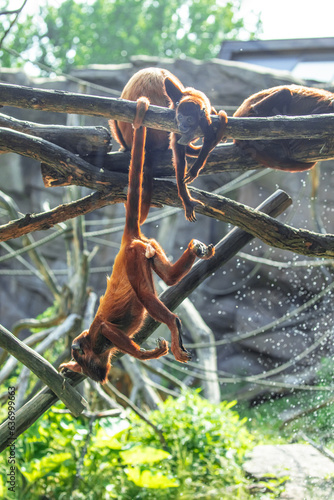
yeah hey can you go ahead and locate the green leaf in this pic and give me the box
[92,424,129,450]
[225,400,237,410]
[125,467,178,488]
[120,446,171,465]
[20,452,72,482]
[0,474,4,498]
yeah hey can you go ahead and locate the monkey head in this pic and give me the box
[59,329,112,384]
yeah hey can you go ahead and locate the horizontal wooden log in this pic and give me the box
[1,82,334,140]
[0,112,111,156]
[96,140,334,179]
[1,128,334,258]
[0,110,333,175]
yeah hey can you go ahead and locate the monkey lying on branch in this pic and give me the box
[234,84,334,171]
[60,98,215,383]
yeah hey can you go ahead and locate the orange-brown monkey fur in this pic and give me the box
[110,68,178,224]
[110,68,173,152]
[110,67,228,223]
[234,85,334,171]
[60,98,215,384]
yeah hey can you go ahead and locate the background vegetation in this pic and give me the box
[0,390,290,499]
[1,0,261,73]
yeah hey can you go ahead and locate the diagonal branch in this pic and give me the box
[132,190,292,347]
[0,0,28,48]
[0,189,290,449]
[0,316,86,420]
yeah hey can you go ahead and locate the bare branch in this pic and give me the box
[0,0,28,48]
[121,356,161,410]
[0,112,111,156]
[105,381,166,445]
[0,316,86,420]
[0,190,62,298]
[1,82,334,141]
[282,401,334,429]
[0,190,118,242]
[11,314,64,336]
[178,298,220,404]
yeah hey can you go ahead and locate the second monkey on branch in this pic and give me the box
[110,67,228,222]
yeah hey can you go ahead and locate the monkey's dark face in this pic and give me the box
[176,101,201,135]
[60,330,111,383]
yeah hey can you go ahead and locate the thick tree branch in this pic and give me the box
[0,112,111,156]
[97,140,334,179]
[1,128,334,257]
[1,82,334,141]
[0,127,123,191]
[0,106,333,174]
[0,316,86,420]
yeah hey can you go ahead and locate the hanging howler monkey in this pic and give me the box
[234,84,334,171]
[110,67,228,222]
[60,98,215,384]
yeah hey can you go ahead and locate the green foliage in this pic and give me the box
[29,304,59,333]
[0,390,284,499]
[237,357,334,451]
[128,391,253,493]
[1,0,261,73]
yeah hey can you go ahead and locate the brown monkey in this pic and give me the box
[60,98,215,384]
[164,77,228,221]
[110,67,227,222]
[234,84,334,171]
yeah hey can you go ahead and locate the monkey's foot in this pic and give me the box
[59,360,83,375]
[184,198,204,222]
[173,348,192,363]
[171,341,192,362]
[191,240,215,259]
[155,337,169,357]
[171,317,191,362]
[140,338,169,359]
